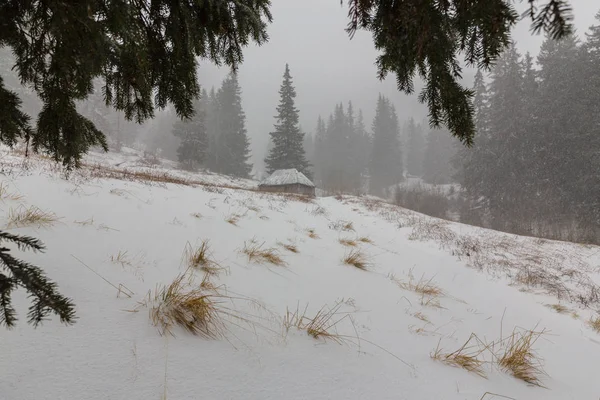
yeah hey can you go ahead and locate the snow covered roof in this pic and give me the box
[260,169,314,187]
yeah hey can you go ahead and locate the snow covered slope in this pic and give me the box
[1,149,599,400]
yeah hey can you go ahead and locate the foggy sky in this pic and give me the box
[195,0,598,170]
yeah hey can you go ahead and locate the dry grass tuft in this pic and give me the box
[546,303,569,314]
[225,213,242,226]
[588,315,600,333]
[358,236,373,244]
[0,183,24,201]
[7,205,60,228]
[497,328,546,386]
[329,220,355,232]
[339,238,358,247]
[277,241,299,254]
[183,241,222,275]
[143,271,225,338]
[283,302,350,344]
[111,250,131,265]
[390,272,444,297]
[310,206,328,216]
[241,240,286,266]
[412,311,430,323]
[74,217,95,226]
[432,334,488,377]
[306,228,319,239]
[342,249,370,271]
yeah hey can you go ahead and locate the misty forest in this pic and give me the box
[3,24,598,244]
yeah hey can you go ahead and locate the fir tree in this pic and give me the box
[171,98,208,170]
[422,126,457,185]
[0,231,76,328]
[369,95,403,195]
[354,109,371,188]
[215,73,253,178]
[204,88,220,172]
[0,1,574,166]
[313,116,327,185]
[405,118,426,177]
[302,129,315,167]
[265,64,311,178]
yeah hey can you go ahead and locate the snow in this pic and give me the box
[260,168,314,187]
[1,148,599,400]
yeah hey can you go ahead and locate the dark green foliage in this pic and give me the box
[369,95,402,195]
[172,98,208,170]
[455,20,600,243]
[316,102,366,193]
[0,231,76,328]
[345,0,573,145]
[214,73,253,178]
[265,64,311,178]
[0,76,32,149]
[0,0,272,168]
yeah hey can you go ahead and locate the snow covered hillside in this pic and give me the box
[1,148,599,400]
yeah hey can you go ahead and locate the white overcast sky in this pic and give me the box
[195,0,598,168]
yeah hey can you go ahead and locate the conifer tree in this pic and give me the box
[369,95,403,195]
[171,98,208,170]
[313,116,327,185]
[0,232,75,328]
[265,64,311,178]
[303,130,315,167]
[216,73,253,178]
[204,88,220,172]
[0,1,574,167]
[354,109,371,187]
[405,118,426,177]
[422,126,457,185]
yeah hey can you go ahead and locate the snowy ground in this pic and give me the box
[1,148,599,400]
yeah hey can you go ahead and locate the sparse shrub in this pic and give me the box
[0,183,24,201]
[411,311,430,323]
[277,241,299,253]
[225,213,241,226]
[394,183,450,219]
[74,217,94,226]
[432,334,487,377]
[497,328,547,386]
[310,206,328,216]
[111,250,131,265]
[7,206,60,228]
[183,241,222,275]
[306,228,319,239]
[588,315,600,333]
[546,304,568,314]
[283,302,349,344]
[357,236,373,244]
[390,272,444,297]
[339,238,357,247]
[241,240,286,266]
[143,271,225,338]
[329,220,355,232]
[342,249,370,270]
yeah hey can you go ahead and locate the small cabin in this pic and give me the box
[259,169,315,196]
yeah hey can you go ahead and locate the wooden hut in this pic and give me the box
[259,169,315,196]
